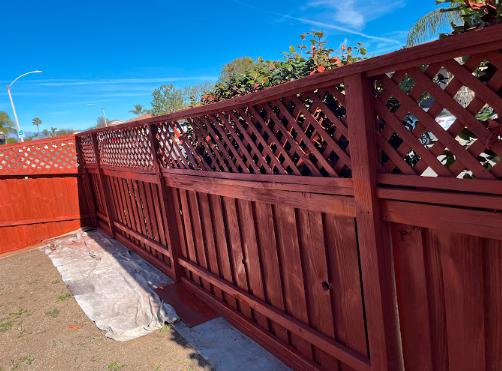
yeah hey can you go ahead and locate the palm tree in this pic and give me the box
[407,0,500,46]
[32,117,42,136]
[129,104,145,116]
[50,127,58,137]
[407,4,462,46]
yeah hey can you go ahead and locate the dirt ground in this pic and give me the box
[0,248,210,371]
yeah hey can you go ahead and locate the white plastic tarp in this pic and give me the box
[43,229,178,341]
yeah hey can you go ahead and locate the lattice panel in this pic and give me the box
[0,136,77,175]
[155,120,207,170]
[97,125,154,169]
[373,50,502,179]
[156,84,351,177]
[77,134,96,165]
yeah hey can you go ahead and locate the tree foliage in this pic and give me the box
[32,117,42,135]
[202,32,367,104]
[150,84,185,116]
[407,0,502,46]
[129,104,145,116]
[133,32,365,116]
[219,57,256,84]
[407,8,461,46]
[0,112,15,135]
[148,83,212,116]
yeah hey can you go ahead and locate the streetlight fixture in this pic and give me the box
[87,104,108,127]
[7,70,43,142]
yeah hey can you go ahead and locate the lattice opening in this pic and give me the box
[453,85,475,108]
[434,108,455,131]
[432,67,452,89]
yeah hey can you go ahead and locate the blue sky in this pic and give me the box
[0,0,437,133]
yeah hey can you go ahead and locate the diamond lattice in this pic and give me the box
[155,84,352,177]
[373,50,502,179]
[77,134,96,165]
[97,126,154,169]
[0,136,77,174]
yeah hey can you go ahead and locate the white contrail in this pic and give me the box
[230,0,401,45]
[38,76,218,87]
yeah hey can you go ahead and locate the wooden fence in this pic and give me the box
[74,25,502,371]
[0,135,90,254]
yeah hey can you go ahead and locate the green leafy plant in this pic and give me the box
[201,32,366,104]
[107,361,126,371]
[57,292,72,302]
[0,318,14,332]
[11,355,34,370]
[451,0,502,32]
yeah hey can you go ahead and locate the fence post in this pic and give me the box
[345,73,403,371]
[75,135,97,228]
[91,132,116,237]
[147,122,183,282]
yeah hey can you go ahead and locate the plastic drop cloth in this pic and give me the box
[43,229,178,341]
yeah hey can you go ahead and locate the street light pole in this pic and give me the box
[7,70,43,142]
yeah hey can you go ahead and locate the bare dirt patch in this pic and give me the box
[0,249,210,371]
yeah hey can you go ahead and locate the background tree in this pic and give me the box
[183,83,213,106]
[149,83,211,116]
[50,127,58,137]
[0,112,16,135]
[407,4,461,46]
[219,57,256,84]
[32,117,42,136]
[150,84,185,116]
[129,104,146,116]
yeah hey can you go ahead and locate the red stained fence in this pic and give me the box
[75,25,502,371]
[0,135,91,254]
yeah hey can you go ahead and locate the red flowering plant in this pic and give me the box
[440,0,501,34]
[201,32,367,104]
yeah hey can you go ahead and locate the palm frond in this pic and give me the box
[407,8,462,46]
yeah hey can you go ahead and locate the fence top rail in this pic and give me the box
[76,24,502,137]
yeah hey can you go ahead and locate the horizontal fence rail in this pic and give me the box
[76,26,502,371]
[0,136,91,254]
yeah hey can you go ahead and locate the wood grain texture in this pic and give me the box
[345,73,401,371]
[0,175,86,254]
